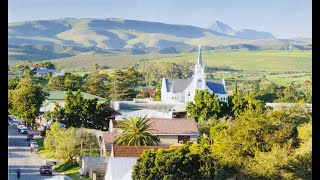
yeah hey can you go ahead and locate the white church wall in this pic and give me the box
[161,78,168,102]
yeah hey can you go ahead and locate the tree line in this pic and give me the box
[133,93,312,179]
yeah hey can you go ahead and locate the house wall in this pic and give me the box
[81,158,108,174]
[161,78,168,102]
[158,135,198,146]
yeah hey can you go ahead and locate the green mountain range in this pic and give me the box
[8,18,311,61]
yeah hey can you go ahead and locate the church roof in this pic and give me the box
[164,78,226,95]
[165,79,192,93]
[206,80,226,94]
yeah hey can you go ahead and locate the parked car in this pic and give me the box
[26,133,34,141]
[39,165,53,176]
[46,161,58,167]
[30,142,38,148]
[17,123,24,129]
[29,140,36,146]
[20,127,28,134]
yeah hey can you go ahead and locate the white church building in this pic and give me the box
[161,46,228,104]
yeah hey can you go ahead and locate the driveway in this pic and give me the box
[8,122,65,180]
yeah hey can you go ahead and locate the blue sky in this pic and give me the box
[8,0,311,39]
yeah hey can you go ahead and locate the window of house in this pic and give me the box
[188,92,190,96]
[178,136,190,144]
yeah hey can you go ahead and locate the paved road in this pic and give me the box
[8,122,63,180]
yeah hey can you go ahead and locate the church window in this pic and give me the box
[188,92,190,96]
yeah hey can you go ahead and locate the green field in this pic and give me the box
[9,50,312,86]
[150,50,312,73]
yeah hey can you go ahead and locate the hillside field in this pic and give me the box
[8,50,311,86]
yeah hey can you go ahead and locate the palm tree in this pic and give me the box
[114,116,160,146]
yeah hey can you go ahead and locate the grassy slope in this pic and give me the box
[150,50,312,73]
[50,52,177,71]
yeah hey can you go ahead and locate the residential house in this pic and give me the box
[81,156,108,175]
[111,145,177,158]
[105,157,138,180]
[99,118,199,156]
[29,64,65,77]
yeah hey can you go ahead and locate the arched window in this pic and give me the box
[197,79,202,89]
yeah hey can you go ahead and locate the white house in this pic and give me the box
[161,46,228,104]
[105,157,138,180]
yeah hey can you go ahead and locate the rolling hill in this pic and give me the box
[8,18,311,61]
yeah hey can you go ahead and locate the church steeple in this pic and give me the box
[194,45,205,89]
[197,45,203,68]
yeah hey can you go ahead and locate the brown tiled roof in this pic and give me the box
[103,132,119,150]
[141,88,156,95]
[113,145,174,157]
[148,118,199,135]
[112,118,199,135]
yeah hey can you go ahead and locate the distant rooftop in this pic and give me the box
[48,91,108,101]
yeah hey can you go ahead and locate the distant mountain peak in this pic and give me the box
[207,21,235,36]
[207,21,275,40]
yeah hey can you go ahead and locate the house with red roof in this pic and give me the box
[99,118,199,157]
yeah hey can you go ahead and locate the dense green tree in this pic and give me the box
[81,72,108,98]
[64,73,83,91]
[186,90,221,122]
[132,143,215,180]
[62,90,84,128]
[132,149,158,180]
[23,67,34,77]
[244,92,265,110]
[48,75,65,91]
[107,70,132,100]
[152,81,162,101]
[8,76,20,90]
[52,102,64,122]
[91,102,113,130]
[8,77,48,126]
[137,62,193,86]
[280,121,312,179]
[39,61,56,69]
[60,90,112,130]
[114,116,160,146]
[127,67,144,87]
[303,79,312,103]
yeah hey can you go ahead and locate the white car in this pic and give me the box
[20,127,28,134]
[30,142,38,148]
[17,124,26,132]
[29,139,36,146]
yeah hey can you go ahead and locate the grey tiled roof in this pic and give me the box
[206,80,226,94]
[165,79,192,93]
